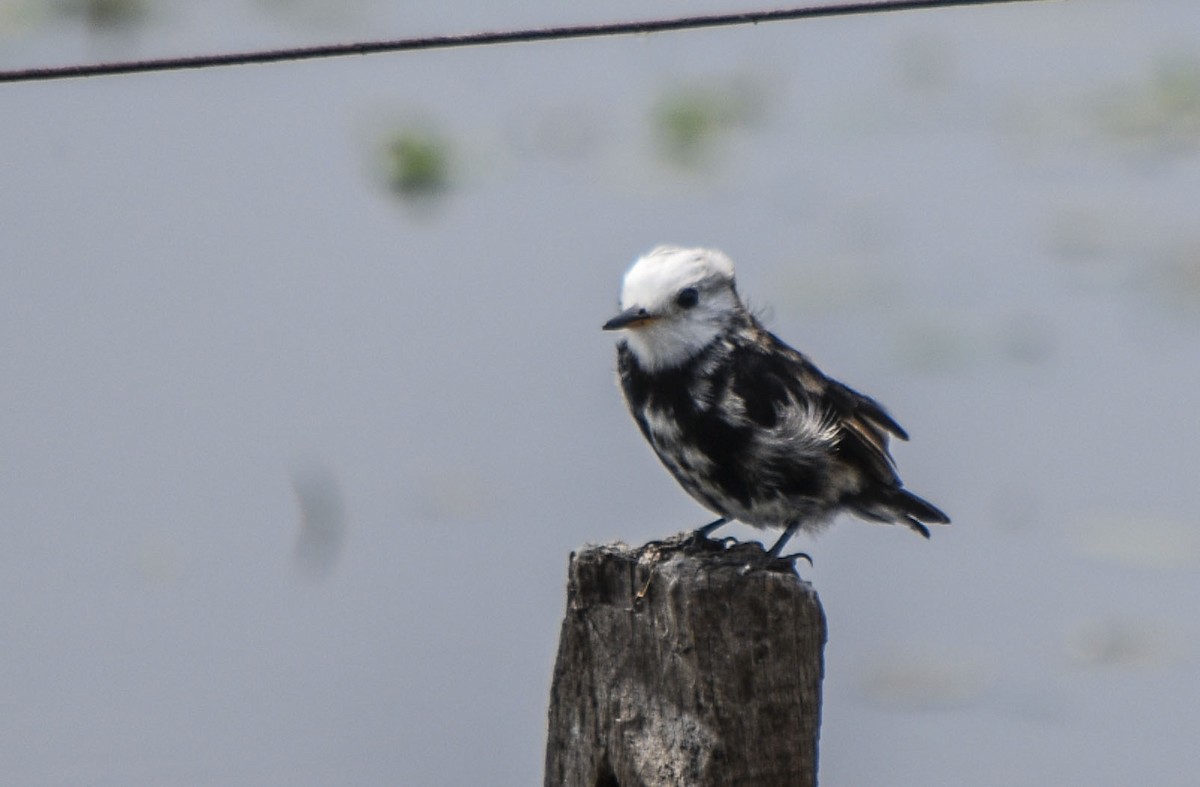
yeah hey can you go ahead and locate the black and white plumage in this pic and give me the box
[603,245,949,559]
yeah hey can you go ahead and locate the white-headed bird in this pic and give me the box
[603,246,948,559]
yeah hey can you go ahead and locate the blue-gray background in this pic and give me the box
[3,1,1199,784]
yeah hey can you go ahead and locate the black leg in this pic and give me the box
[694,517,728,539]
[766,522,800,559]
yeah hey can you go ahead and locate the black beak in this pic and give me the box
[603,306,656,331]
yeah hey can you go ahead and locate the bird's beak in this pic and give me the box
[603,306,657,331]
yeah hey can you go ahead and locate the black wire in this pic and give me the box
[0,0,1042,84]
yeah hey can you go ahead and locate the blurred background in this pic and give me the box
[3,0,1199,784]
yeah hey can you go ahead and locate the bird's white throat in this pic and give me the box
[621,294,737,371]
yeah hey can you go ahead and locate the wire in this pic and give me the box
[0,0,1043,84]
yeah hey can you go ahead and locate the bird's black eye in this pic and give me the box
[675,287,699,309]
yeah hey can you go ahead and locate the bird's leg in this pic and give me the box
[693,517,728,540]
[765,522,801,560]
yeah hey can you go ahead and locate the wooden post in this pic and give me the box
[544,533,826,787]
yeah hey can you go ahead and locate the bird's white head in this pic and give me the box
[603,246,743,371]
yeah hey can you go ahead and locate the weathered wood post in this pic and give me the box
[544,532,826,787]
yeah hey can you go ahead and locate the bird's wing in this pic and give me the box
[741,330,904,488]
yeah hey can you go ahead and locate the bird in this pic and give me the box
[603,245,949,560]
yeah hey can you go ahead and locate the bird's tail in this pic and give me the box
[851,489,950,538]
[891,489,950,538]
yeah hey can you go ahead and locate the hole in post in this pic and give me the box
[594,760,620,787]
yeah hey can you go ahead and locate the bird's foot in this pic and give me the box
[691,517,728,541]
[778,551,813,567]
[684,518,730,551]
[764,522,800,560]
